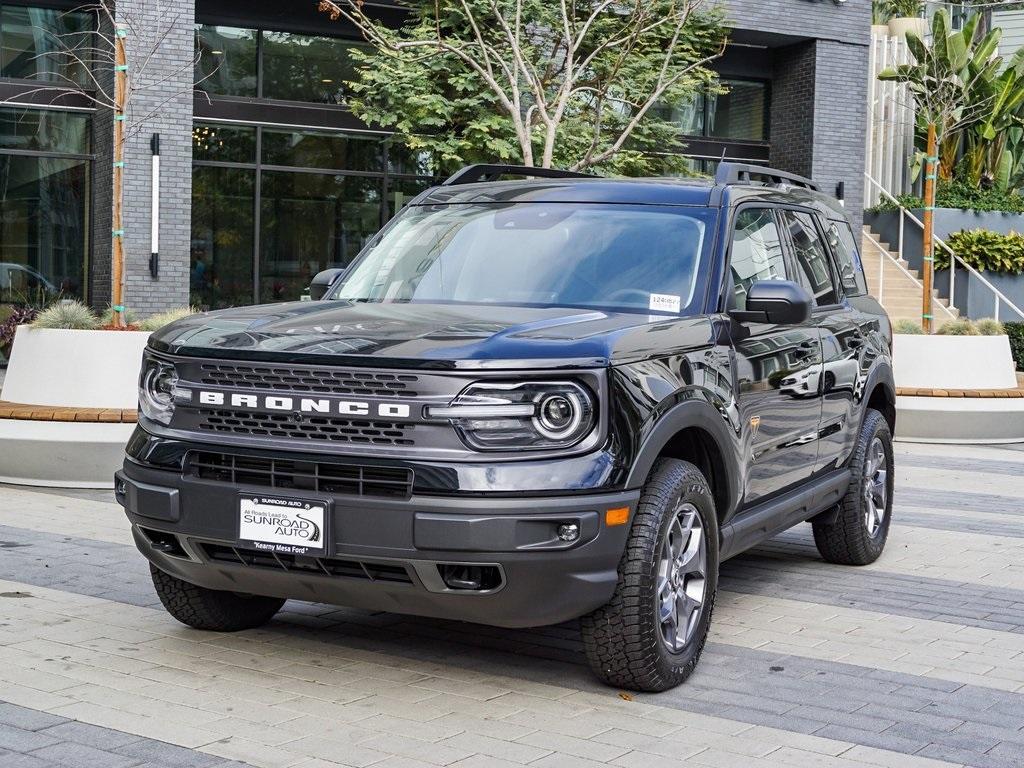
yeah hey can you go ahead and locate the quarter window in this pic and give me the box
[729,208,787,311]
[826,220,868,296]
[784,211,839,306]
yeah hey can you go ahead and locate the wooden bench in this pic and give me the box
[896,387,1024,398]
[0,401,137,423]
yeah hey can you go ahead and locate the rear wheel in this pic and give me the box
[580,459,718,692]
[150,564,285,631]
[813,408,893,565]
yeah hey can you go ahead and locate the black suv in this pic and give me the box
[116,163,895,692]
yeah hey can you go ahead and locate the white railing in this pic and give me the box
[865,172,1024,322]
[861,229,959,321]
[866,30,916,207]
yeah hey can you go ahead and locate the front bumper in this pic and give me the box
[116,459,638,628]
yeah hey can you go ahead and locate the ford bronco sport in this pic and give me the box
[116,163,895,692]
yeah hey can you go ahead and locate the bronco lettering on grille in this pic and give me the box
[195,391,412,419]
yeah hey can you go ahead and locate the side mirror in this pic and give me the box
[731,280,813,325]
[308,268,344,301]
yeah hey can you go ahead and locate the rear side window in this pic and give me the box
[783,210,839,306]
[729,207,787,311]
[826,220,868,297]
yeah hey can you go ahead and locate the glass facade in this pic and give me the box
[191,123,433,309]
[0,4,90,85]
[0,106,90,305]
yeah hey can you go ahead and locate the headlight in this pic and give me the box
[139,357,180,425]
[428,381,595,451]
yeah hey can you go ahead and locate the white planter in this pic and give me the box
[2,326,150,409]
[888,17,928,39]
[871,24,891,37]
[893,334,1018,390]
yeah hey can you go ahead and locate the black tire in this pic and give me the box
[580,458,719,692]
[150,564,285,631]
[813,408,894,565]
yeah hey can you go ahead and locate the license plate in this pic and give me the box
[238,495,328,556]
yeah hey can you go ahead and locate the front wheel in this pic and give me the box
[813,408,894,565]
[150,564,285,631]
[580,458,719,692]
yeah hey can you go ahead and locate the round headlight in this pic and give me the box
[139,359,179,425]
[536,393,582,438]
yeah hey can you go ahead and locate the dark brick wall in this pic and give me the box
[87,12,114,310]
[725,0,871,45]
[117,0,193,316]
[768,42,817,180]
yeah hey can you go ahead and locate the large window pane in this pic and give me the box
[386,177,433,219]
[262,128,383,172]
[194,25,257,97]
[708,80,767,141]
[654,96,705,136]
[1,6,90,86]
[260,171,381,302]
[261,32,370,103]
[192,122,256,163]
[191,166,255,309]
[0,107,89,154]
[0,155,88,303]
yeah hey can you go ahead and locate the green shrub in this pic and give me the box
[99,306,137,327]
[936,318,980,335]
[32,301,99,330]
[892,318,925,334]
[939,229,1024,274]
[1005,322,1024,371]
[865,181,1024,215]
[138,306,197,332]
[974,317,1006,336]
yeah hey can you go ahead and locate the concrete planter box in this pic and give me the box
[888,17,928,38]
[3,326,149,409]
[866,208,1024,321]
[893,334,1018,390]
[0,326,150,488]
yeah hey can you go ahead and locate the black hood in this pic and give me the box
[148,301,715,369]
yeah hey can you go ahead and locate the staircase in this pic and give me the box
[860,226,958,324]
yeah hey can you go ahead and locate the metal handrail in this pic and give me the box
[861,229,959,320]
[864,172,1024,322]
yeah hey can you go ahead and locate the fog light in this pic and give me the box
[557,522,580,542]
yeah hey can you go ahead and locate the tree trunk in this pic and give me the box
[111,33,127,327]
[922,123,937,334]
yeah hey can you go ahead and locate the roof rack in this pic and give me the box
[714,162,819,192]
[441,164,595,186]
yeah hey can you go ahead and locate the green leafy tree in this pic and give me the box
[318,0,727,175]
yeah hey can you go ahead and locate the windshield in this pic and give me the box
[328,202,716,315]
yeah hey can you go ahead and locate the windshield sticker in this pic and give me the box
[649,293,681,313]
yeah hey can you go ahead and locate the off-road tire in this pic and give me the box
[580,458,719,692]
[150,564,285,631]
[813,408,894,565]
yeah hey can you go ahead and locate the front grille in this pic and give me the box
[189,451,414,498]
[197,408,415,446]
[199,542,413,584]
[198,363,419,398]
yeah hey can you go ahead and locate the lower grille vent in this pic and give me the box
[199,542,413,584]
[189,452,414,498]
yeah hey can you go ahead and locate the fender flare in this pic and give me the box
[624,398,742,519]
[861,360,896,428]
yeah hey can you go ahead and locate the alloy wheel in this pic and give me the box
[863,436,888,537]
[657,503,707,653]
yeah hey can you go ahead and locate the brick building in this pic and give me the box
[0,0,870,315]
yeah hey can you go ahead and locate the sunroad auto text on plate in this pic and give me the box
[239,496,326,555]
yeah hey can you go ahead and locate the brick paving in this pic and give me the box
[0,441,1021,767]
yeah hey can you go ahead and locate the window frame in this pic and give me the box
[721,202,792,314]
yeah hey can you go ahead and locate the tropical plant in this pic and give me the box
[31,301,100,330]
[974,317,1006,335]
[941,229,1024,274]
[936,318,980,335]
[138,306,197,332]
[892,318,925,334]
[317,0,728,175]
[865,180,1024,213]
[962,48,1024,187]
[872,1,892,25]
